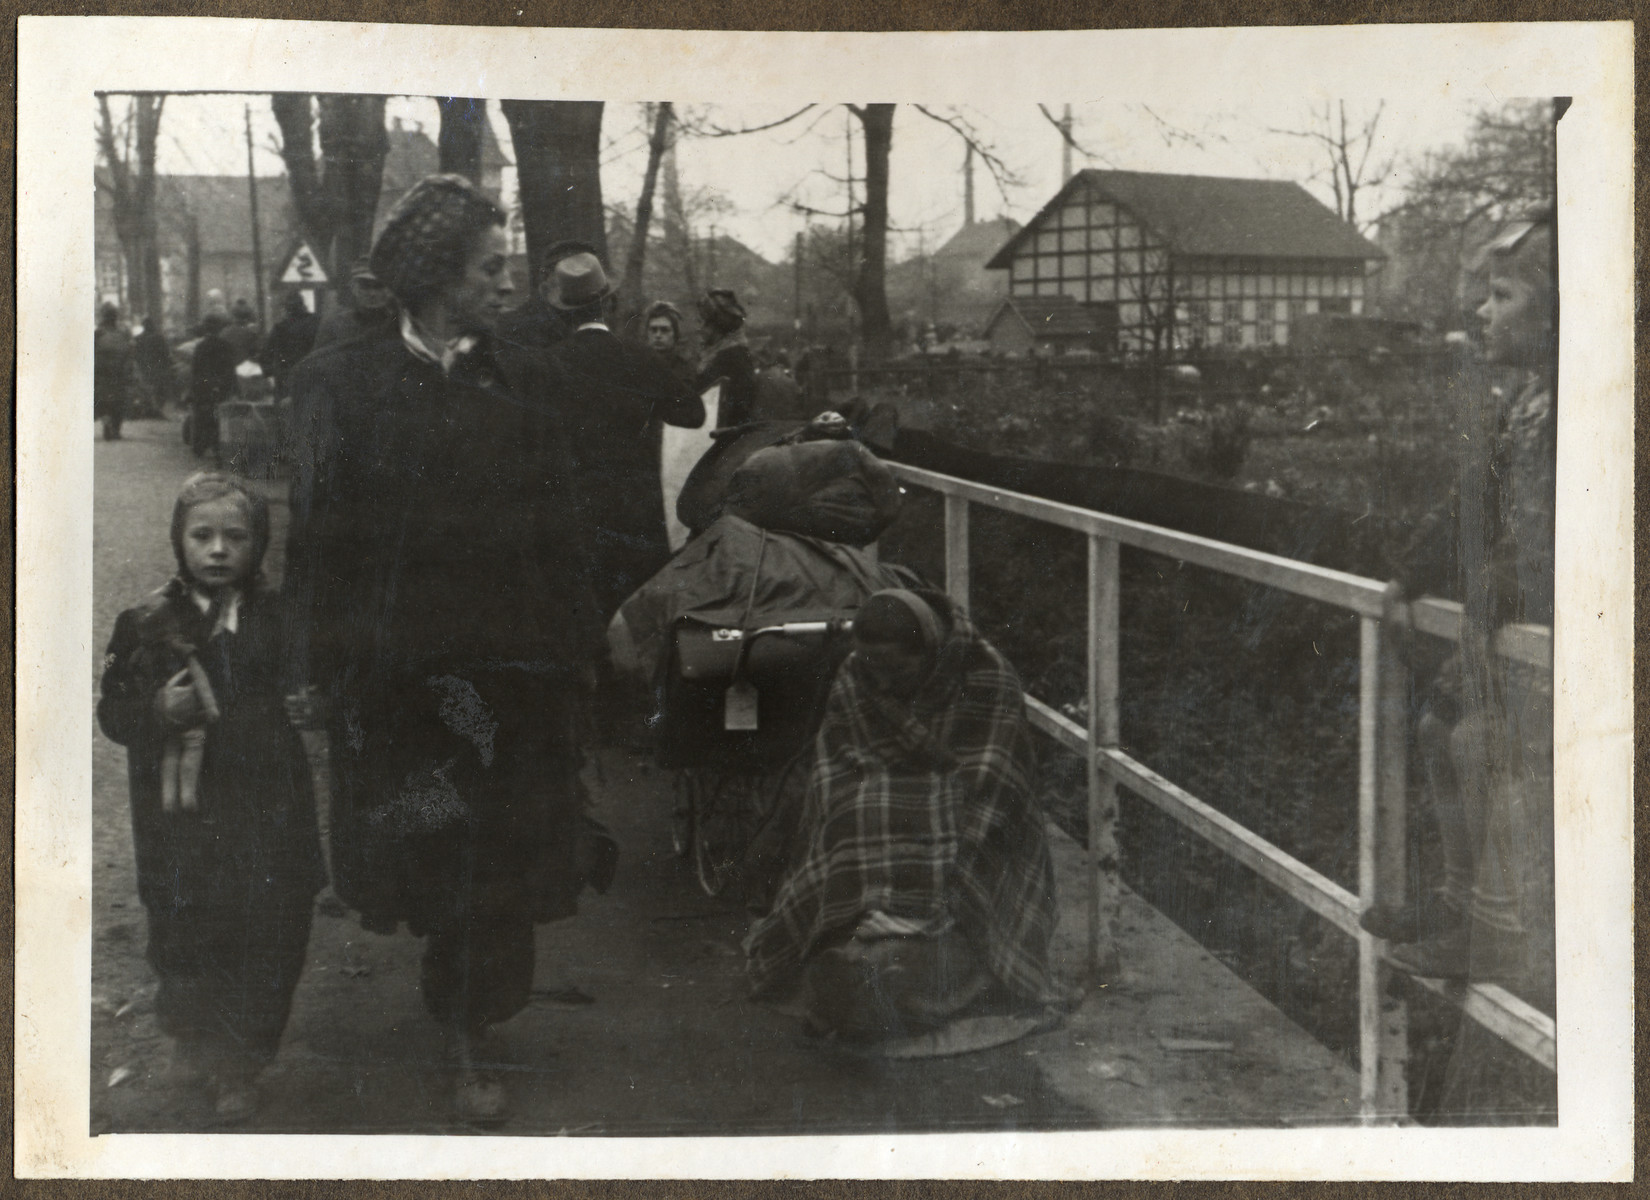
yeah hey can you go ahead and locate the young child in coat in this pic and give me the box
[98,472,325,1124]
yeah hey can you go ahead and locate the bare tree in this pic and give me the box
[1271,100,1388,230]
[615,102,674,324]
[437,97,486,182]
[271,93,391,302]
[1372,100,1556,327]
[500,100,607,293]
[95,93,165,320]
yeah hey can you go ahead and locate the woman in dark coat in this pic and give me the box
[696,288,758,428]
[98,473,324,1123]
[286,174,605,1125]
[187,313,238,460]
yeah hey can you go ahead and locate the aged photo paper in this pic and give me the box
[15,15,1634,1180]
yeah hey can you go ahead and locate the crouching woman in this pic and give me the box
[744,589,1069,1042]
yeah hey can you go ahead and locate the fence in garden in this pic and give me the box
[886,459,1556,1125]
[817,347,1458,400]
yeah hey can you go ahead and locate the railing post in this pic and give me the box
[1358,615,1411,1123]
[944,494,970,610]
[1375,607,1412,1120]
[1086,535,1121,982]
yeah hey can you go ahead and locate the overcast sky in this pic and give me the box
[136,94,1487,263]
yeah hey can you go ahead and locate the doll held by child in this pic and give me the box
[97,472,325,1125]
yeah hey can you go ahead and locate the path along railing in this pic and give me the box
[886,461,1556,1124]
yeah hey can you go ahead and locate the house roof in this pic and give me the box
[934,216,1021,260]
[378,117,509,213]
[987,295,1107,339]
[151,174,296,256]
[986,169,1384,268]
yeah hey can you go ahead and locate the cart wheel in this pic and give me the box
[693,772,768,899]
[671,771,695,859]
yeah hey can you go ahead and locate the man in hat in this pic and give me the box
[312,259,399,351]
[497,238,599,352]
[259,292,321,401]
[546,251,704,621]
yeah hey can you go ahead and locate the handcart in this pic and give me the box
[656,609,855,898]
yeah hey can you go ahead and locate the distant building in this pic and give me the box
[983,295,1115,356]
[375,115,509,227]
[94,113,510,333]
[890,215,1021,336]
[95,173,296,333]
[986,169,1384,353]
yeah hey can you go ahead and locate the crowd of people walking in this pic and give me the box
[95,165,1556,1131]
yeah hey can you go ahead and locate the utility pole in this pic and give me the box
[706,224,717,289]
[963,143,975,228]
[844,109,856,287]
[1061,103,1074,184]
[793,229,804,330]
[244,104,266,331]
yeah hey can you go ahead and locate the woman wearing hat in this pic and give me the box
[696,288,759,428]
[745,588,1069,1045]
[286,174,604,1125]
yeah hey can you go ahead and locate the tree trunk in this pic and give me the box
[850,104,895,362]
[662,138,696,300]
[318,95,391,291]
[272,93,390,303]
[96,93,165,320]
[617,102,672,327]
[500,100,607,293]
[437,97,486,182]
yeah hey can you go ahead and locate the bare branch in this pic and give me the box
[696,104,818,138]
[910,104,1018,199]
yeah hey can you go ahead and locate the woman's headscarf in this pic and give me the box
[169,471,270,584]
[855,589,945,658]
[698,288,746,335]
[369,173,507,309]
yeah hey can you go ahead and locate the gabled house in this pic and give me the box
[986,169,1384,353]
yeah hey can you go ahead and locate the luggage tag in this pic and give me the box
[724,681,760,731]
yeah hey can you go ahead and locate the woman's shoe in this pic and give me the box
[213,1077,259,1125]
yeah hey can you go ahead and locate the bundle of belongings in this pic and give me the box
[675,407,903,547]
[609,409,915,770]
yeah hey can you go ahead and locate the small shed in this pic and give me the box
[984,295,1116,356]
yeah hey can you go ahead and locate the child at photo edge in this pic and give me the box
[98,472,325,1124]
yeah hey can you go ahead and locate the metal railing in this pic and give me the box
[887,460,1556,1124]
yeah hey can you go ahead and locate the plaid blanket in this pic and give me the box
[745,596,1062,1004]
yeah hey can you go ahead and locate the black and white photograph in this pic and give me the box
[14,16,1633,1181]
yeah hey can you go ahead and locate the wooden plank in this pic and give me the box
[1403,975,1557,1071]
[1027,699,1557,1075]
[1357,618,1381,1119]
[1097,747,1363,936]
[891,463,1391,616]
[1026,695,1086,753]
[1087,536,1121,981]
[1374,617,1411,1118]
[943,492,970,610]
[892,463,1554,670]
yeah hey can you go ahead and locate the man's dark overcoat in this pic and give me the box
[551,325,705,618]
[286,329,604,937]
